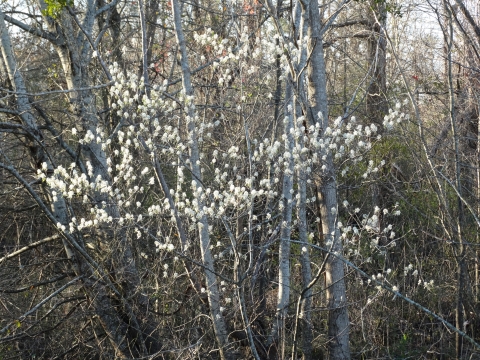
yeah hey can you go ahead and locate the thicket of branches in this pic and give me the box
[1,0,480,359]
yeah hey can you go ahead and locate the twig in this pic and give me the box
[0,275,83,335]
[0,235,59,264]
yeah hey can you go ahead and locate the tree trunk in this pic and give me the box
[294,2,313,357]
[304,1,351,359]
[267,78,295,357]
[170,1,233,359]
[366,1,388,131]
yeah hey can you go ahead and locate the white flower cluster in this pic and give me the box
[38,23,412,303]
[342,204,400,261]
[177,139,283,227]
[383,102,408,130]
[193,27,280,87]
[108,63,288,246]
[404,264,435,290]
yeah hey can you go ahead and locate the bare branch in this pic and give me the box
[0,275,83,335]
[298,240,480,351]
[1,274,69,293]
[3,14,60,44]
[0,234,59,264]
[0,82,113,97]
[95,0,121,17]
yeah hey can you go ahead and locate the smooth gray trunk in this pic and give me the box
[304,1,351,359]
[267,79,295,357]
[170,1,232,358]
[294,3,313,357]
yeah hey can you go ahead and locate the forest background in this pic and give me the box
[1,0,480,359]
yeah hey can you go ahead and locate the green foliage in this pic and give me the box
[393,332,410,358]
[42,0,73,18]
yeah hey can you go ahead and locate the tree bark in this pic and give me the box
[304,1,351,359]
[170,1,233,359]
[267,78,295,357]
[294,3,313,357]
[366,1,388,131]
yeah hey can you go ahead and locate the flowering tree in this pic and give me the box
[2,0,480,359]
